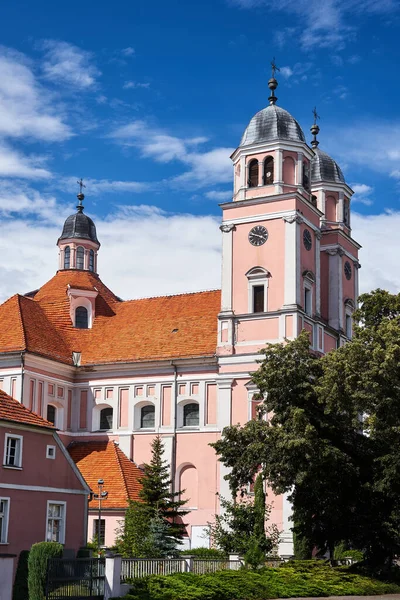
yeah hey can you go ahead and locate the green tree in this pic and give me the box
[212,292,400,565]
[207,491,280,555]
[139,436,189,541]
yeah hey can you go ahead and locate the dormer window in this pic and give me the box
[64,246,70,269]
[76,247,84,270]
[89,250,94,272]
[248,160,259,188]
[75,306,88,329]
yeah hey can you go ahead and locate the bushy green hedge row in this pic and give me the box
[113,561,400,600]
[28,541,63,600]
[180,548,228,559]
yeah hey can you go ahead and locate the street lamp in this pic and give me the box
[93,478,108,557]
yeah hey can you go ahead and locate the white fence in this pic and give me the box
[120,558,243,582]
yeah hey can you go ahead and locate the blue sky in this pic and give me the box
[0,0,400,301]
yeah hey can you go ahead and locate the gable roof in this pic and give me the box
[0,389,55,429]
[0,270,220,366]
[68,441,143,508]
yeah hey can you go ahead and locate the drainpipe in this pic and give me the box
[20,351,25,404]
[170,361,178,494]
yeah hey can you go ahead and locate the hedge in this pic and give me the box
[28,541,63,600]
[112,561,400,600]
[12,550,30,600]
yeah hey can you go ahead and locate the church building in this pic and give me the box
[0,74,360,553]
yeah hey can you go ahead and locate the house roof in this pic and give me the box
[68,441,143,509]
[0,389,55,429]
[0,270,221,366]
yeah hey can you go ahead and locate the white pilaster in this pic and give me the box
[353,261,360,306]
[327,249,343,330]
[317,189,326,217]
[278,492,294,557]
[274,149,283,193]
[217,378,234,505]
[338,191,344,222]
[283,215,302,308]
[220,224,235,313]
[315,232,321,316]
[295,152,303,186]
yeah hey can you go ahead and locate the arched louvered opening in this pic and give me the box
[247,159,259,188]
[75,306,89,329]
[303,161,310,191]
[64,246,70,269]
[76,246,84,270]
[47,404,56,425]
[263,156,274,185]
[89,249,95,272]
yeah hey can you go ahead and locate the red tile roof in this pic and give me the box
[0,270,220,365]
[0,389,55,429]
[68,441,143,508]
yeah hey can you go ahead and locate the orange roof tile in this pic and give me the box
[0,270,220,365]
[68,441,142,509]
[0,389,55,429]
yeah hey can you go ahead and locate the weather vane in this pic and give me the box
[312,107,320,125]
[271,57,280,79]
[77,178,86,195]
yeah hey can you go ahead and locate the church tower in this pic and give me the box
[57,182,100,275]
[217,71,360,555]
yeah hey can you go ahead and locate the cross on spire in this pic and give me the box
[77,178,86,195]
[312,106,320,125]
[271,57,280,79]
[76,178,86,212]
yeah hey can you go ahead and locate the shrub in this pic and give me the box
[12,550,30,600]
[112,563,400,600]
[180,548,227,558]
[28,541,63,600]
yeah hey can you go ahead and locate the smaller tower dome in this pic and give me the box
[311,147,345,184]
[57,180,100,274]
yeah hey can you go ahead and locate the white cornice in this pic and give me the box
[230,140,315,163]
[220,192,323,219]
[312,181,354,197]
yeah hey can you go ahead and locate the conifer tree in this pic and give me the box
[139,436,189,541]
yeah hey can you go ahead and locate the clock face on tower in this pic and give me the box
[303,229,312,251]
[344,261,352,280]
[248,225,268,246]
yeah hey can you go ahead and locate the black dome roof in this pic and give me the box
[240,104,306,147]
[311,147,345,184]
[58,209,99,244]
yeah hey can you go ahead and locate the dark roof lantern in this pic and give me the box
[58,210,99,245]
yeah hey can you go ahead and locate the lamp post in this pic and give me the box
[93,478,108,557]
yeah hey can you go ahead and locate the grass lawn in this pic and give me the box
[113,561,400,600]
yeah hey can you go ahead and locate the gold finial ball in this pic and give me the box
[77,192,85,201]
[310,124,320,135]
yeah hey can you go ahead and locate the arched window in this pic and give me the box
[47,405,56,425]
[75,306,88,329]
[303,162,310,191]
[64,246,70,269]
[100,407,113,430]
[247,159,259,188]
[89,249,95,272]
[183,403,199,427]
[140,405,155,429]
[76,246,84,270]
[263,157,274,185]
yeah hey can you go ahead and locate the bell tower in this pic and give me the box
[57,180,100,274]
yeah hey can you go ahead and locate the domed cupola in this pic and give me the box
[231,63,314,202]
[310,119,345,184]
[57,180,100,274]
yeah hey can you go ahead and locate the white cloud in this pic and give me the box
[59,176,152,195]
[230,0,397,49]
[121,47,135,57]
[0,144,51,179]
[280,66,293,79]
[351,183,374,206]
[0,205,221,302]
[41,40,100,89]
[109,120,232,187]
[0,48,71,141]
[123,81,150,89]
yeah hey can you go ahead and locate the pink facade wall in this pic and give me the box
[87,511,124,547]
[325,195,337,221]
[237,318,279,342]
[206,384,217,425]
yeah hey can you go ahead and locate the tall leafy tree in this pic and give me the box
[139,436,189,541]
[212,290,400,565]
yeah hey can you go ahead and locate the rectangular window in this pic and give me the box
[93,518,105,546]
[46,445,56,459]
[253,285,265,313]
[0,498,10,543]
[4,434,23,468]
[346,314,352,339]
[46,502,66,543]
[304,287,312,316]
